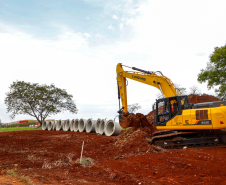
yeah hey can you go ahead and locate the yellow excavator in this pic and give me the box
[116,63,226,147]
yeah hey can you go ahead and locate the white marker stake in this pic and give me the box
[80,141,84,162]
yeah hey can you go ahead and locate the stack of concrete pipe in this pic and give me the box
[42,118,121,136]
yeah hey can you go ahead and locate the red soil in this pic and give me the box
[188,94,220,104]
[0,94,222,184]
[0,130,226,184]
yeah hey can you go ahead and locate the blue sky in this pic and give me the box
[1,0,226,123]
[0,0,140,43]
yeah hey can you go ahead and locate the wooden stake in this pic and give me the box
[80,141,84,162]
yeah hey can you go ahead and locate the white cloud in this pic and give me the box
[112,15,119,20]
[119,23,123,30]
[107,24,114,30]
[82,33,92,38]
[0,23,120,123]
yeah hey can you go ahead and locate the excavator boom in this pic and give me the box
[116,63,180,113]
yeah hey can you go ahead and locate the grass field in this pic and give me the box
[0,127,42,132]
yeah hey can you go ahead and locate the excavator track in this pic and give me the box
[151,130,226,149]
[162,142,226,149]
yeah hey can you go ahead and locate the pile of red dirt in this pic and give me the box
[146,110,155,126]
[114,128,167,162]
[121,113,156,136]
[188,93,220,104]
[115,127,156,153]
[121,113,152,127]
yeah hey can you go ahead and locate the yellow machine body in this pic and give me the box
[156,106,226,130]
[116,63,226,131]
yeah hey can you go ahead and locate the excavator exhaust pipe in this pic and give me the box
[86,118,96,133]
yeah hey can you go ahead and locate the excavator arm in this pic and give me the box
[116,63,180,113]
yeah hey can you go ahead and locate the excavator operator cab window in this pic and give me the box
[157,100,170,123]
[156,96,184,126]
[179,96,189,110]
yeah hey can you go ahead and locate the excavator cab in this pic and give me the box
[155,95,189,127]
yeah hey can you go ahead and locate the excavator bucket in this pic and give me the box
[120,113,157,137]
[120,115,132,128]
[120,113,153,128]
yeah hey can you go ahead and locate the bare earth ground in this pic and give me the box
[0,130,226,185]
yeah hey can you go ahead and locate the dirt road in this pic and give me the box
[0,130,226,185]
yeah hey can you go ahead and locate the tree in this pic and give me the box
[4,81,78,125]
[198,44,226,100]
[175,83,187,95]
[189,85,201,95]
[128,103,141,113]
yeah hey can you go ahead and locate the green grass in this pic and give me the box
[6,169,35,185]
[0,127,42,132]
[121,127,131,130]
[6,169,17,177]
[77,157,94,167]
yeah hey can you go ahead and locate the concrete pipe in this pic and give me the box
[47,121,54,131]
[86,118,96,133]
[99,119,106,135]
[105,120,122,136]
[95,118,102,133]
[42,121,49,130]
[78,119,87,132]
[73,119,79,132]
[52,120,56,130]
[70,119,75,131]
[49,120,56,131]
[63,119,71,131]
[56,120,64,131]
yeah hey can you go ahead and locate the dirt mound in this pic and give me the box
[115,127,166,155]
[188,94,220,104]
[146,109,155,126]
[121,113,150,127]
[121,113,156,137]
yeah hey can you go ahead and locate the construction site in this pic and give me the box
[0,92,226,185]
